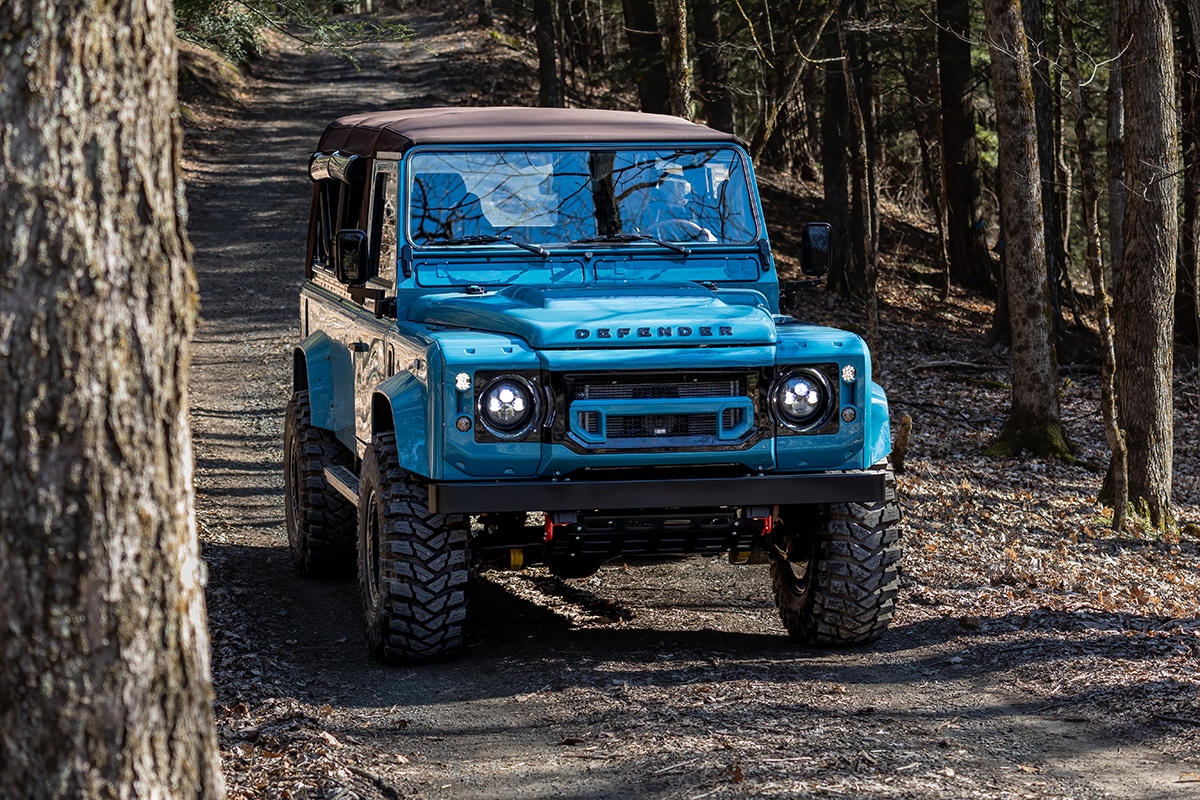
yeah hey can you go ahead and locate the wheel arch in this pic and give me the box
[293,331,350,435]
[372,372,432,478]
[866,381,892,466]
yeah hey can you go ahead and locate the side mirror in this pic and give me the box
[799,222,832,277]
[335,229,370,285]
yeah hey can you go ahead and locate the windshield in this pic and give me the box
[406,147,759,248]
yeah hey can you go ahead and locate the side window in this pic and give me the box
[312,181,332,269]
[368,168,397,285]
[312,179,364,272]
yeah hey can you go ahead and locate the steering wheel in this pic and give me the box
[648,219,717,243]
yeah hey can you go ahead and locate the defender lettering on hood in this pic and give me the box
[574,325,734,340]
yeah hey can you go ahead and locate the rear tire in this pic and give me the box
[358,432,470,664]
[770,462,902,645]
[283,390,356,577]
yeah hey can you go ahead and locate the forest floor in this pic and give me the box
[182,6,1200,798]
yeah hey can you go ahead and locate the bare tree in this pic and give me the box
[981,0,1073,459]
[535,0,563,107]
[622,0,669,114]
[838,16,880,357]
[1106,0,1125,282]
[693,0,735,132]
[1056,0,1128,532]
[1182,1,1200,358]
[1021,0,1067,338]
[938,0,995,294]
[823,24,854,298]
[1108,0,1179,531]
[748,0,838,158]
[663,0,691,117]
[0,0,224,797]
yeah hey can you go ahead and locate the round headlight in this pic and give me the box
[774,369,833,430]
[478,376,538,437]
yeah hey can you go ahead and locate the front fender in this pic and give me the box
[294,331,354,445]
[867,381,892,466]
[372,371,432,479]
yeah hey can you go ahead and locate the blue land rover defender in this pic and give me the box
[286,108,901,664]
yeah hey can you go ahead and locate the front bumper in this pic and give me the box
[427,469,885,513]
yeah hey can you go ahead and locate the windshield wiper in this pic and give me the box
[442,234,548,257]
[572,232,690,256]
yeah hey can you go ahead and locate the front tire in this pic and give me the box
[283,390,356,577]
[770,462,902,645]
[358,432,470,664]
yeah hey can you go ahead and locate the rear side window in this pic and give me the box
[312,178,365,270]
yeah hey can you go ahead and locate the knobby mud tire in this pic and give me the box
[358,432,470,665]
[770,462,902,646]
[283,390,357,578]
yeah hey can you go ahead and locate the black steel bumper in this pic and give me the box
[427,470,885,514]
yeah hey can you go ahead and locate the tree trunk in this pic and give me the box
[1192,1,1200,371]
[842,0,879,299]
[622,0,669,114]
[663,0,690,117]
[838,16,880,361]
[693,0,735,132]
[1107,0,1125,283]
[981,0,1072,460]
[938,0,996,294]
[1179,1,1200,355]
[1111,0,1178,531]
[823,26,853,299]
[1057,0,1128,533]
[1021,0,1066,338]
[535,0,562,107]
[0,0,224,797]
[897,36,951,299]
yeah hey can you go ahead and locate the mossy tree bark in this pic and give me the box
[1108,0,1178,532]
[0,0,225,797]
[981,0,1073,461]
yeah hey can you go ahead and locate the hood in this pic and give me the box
[407,284,777,348]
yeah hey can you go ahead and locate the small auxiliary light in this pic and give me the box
[455,372,472,392]
[841,364,857,383]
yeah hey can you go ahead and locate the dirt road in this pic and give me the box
[184,11,1200,799]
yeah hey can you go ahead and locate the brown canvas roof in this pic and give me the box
[316,107,742,156]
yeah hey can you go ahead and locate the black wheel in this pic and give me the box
[284,390,356,577]
[358,432,470,664]
[770,462,902,645]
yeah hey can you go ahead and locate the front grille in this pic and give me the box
[558,371,761,452]
[577,377,742,401]
[577,408,747,439]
